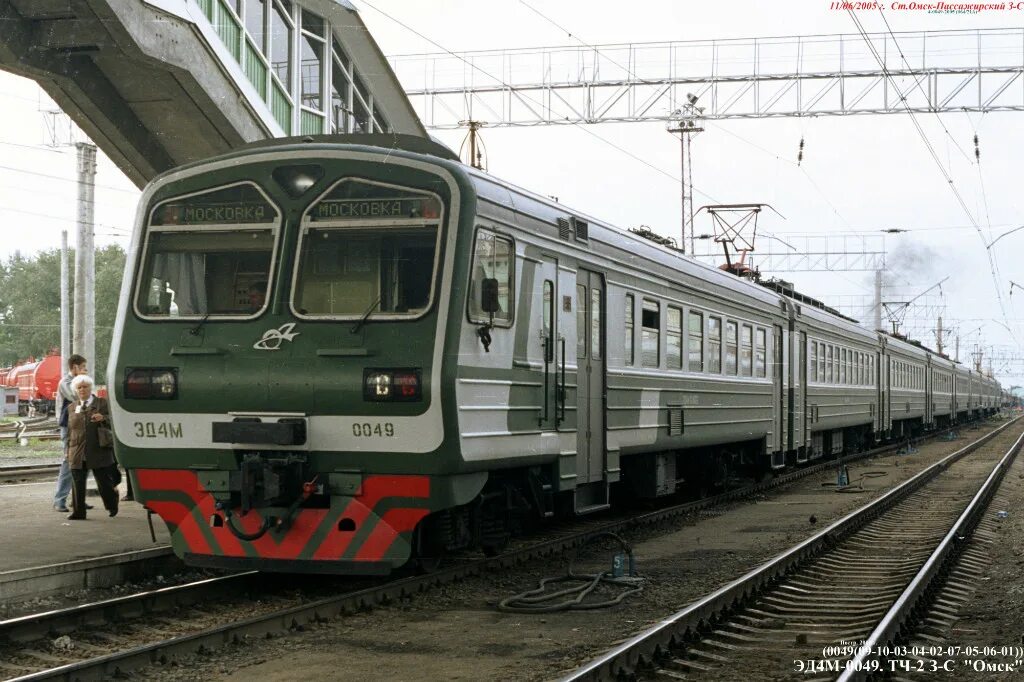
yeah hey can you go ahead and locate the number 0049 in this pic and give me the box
[352,422,395,437]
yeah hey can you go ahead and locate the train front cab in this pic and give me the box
[111,145,490,574]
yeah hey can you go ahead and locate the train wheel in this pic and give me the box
[411,525,445,574]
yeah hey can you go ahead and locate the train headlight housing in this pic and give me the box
[364,369,421,402]
[124,368,178,399]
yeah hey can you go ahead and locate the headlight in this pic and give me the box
[364,369,421,402]
[124,368,178,399]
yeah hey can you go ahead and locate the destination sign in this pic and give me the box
[151,185,277,226]
[311,197,441,222]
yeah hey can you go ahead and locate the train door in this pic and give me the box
[773,324,785,466]
[535,256,560,432]
[798,330,808,453]
[574,269,608,513]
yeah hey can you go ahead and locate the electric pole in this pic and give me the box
[873,270,883,332]
[667,94,704,255]
[73,142,97,367]
[61,230,69,371]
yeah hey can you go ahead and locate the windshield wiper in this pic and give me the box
[351,297,381,334]
[189,312,212,336]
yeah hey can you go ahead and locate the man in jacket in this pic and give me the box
[66,374,119,519]
[52,354,87,512]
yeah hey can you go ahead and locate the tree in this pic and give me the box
[0,245,126,383]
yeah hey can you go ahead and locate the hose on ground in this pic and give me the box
[497,531,645,614]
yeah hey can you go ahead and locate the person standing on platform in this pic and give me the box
[52,354,87,512]
[66,374,119,520]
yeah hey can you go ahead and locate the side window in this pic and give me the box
[641,299,660,368]
[840,348,847,385]
[469,229,513,325]
[624,294,634,366]
[755,328,767,378]
[725,321,738,375]
[542,281,554,363]
[688,310,704,372]
[827,345,834,383]
[810,341,818,383]
[708,316,722,373]
[667,306,682,369]
[818,344,825,382]
[576,284,587,359]
[740,324,753,376]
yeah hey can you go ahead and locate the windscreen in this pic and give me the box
[293,179,443,318]
[135,184,280,318]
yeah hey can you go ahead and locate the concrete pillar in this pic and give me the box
[61,230,69,372]
[73,143,97,369]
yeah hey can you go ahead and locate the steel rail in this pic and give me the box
[563,416,1021,681]
[5,418,1004,681]
[837,427,1024,681]
[0,572,260,646]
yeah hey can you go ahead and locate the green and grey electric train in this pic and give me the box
[109,135,1004,574]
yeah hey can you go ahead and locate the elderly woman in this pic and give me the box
[66,374,120,520]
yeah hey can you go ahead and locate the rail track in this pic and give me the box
[0,418,60,443]
[0,417,1009,681]
[565,416,1024,681]
[0,464,61,484]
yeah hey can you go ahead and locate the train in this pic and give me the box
[108,134,1006,575]
[0,354,62,416]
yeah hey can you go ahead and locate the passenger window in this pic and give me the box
[624,294,634,366]
[667,306,682,369]
[688,311,704,372]
[708,317,722,373]
[577,284,587,359]
[827,345,834,383]
[810,342,818,383]
[725,321,738,375]
[755,328,767,378]
[641,299,660,368]
[543,281,554,363]
[469,229,514,324]
[818,344,825,382]
[740,324,753,377]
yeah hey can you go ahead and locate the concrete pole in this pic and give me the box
[936,315,943,355]
[873,270,883,332]
[60,230,69,371]
[73,143,97,369]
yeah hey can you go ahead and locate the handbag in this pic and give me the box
[98,426,114,448]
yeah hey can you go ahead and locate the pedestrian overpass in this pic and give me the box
[0,0,426,187]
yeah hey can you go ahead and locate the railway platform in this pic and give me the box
[0,474,171,576]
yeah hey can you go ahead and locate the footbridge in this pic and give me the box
[0,0,425,187]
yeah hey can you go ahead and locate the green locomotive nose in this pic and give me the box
[109,148,479,574]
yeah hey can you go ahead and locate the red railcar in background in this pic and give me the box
[4,354,62,416]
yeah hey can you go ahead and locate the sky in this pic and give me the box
[0,0,1022,384]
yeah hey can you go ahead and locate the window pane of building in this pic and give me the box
[245,0,266,54]
[300,33,323,110]
[270,1,292,87]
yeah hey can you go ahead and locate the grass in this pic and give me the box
[0,438,63,456]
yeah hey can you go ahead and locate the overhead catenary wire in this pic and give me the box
[848,10,1019,347]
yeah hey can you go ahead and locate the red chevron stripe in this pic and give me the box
[354,507,430,561]
[136,470,204,504]
[145,500,212,555]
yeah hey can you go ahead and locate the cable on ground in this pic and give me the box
[497,532,645,614]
